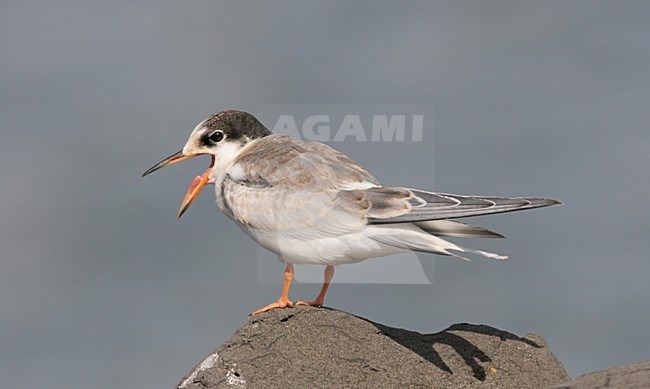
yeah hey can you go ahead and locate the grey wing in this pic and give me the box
[366,189,562,224]
[221,136,377,239]
[361,188,559,260]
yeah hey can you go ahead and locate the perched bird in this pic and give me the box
[143,110,560,315]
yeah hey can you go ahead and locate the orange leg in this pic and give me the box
[251,264,295,315]
[297,265,335,307]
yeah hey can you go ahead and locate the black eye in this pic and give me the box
[209,131,224,143]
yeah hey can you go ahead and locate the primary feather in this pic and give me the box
[366,189,561,224]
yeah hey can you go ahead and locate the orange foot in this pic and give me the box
[295,266,333,308]
[251,298,294,316]
[252,263,295,315]
[296,299,324,307]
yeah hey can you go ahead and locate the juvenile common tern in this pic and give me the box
[143,110,560,315]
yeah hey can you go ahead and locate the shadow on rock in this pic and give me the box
[370,320,541,381]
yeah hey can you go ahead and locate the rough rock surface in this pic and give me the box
[552,361,650,389]
[178,306,569,388]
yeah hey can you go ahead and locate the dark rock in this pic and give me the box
[552,361,650,389]
[178,306,569,388]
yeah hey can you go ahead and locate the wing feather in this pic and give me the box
[368,189,561,223]
[415,220,505,238]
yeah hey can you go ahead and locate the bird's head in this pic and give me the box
[142,110,271,218]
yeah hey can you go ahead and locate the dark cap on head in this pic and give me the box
[202,110,272,141]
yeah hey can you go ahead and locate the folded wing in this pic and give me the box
[221,135,379,240]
